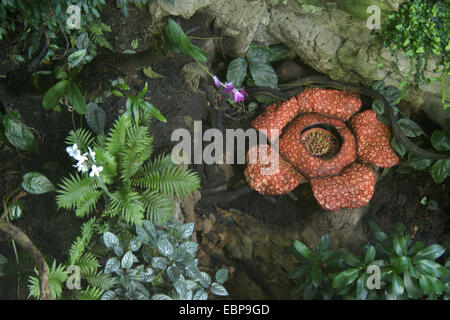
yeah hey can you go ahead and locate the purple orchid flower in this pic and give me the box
[213,76,221,87]
[233,87,248,103]
[212,75,247,103]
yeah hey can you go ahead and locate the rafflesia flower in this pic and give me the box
[244,87,399,211]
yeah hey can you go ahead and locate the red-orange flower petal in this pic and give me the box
[350,110,399,168]
[310,163,375,211]
[250,97,300,142]
[279,113,357,178]
[297,88,362,121]
[244,144,306,195]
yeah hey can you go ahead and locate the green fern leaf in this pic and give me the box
[106,115,131,156]
[141,189,174,223]
[65,128,94,150]
[131,155,200,199]
[93,148,117,184]
[76,286,104,300]
[119,125,153,180]
[85,271,116,291]
[74,188,103,218]
[27,275,41,299]
[56,173,99,212]
[69,218,98,265]
[77,253,100,275]
[107,185,145,224]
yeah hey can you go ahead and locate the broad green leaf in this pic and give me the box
[344,253,361,267]
[142,101,166,123]
[151,257,168,270]
[66,81,87,114]
[198,272,211,288]
[179,222,195,239]
[391,136,407,157]
[414,244,446,260]
[85,102,105,135]
[215,268,228,284]
[226,58,247,88]
[293,240,313,260]
[356,274,368,300]
[210,282,228,296]
[9,201,23,220]
[167,265,181,283]
[364,245,376,264]
[404,271,422,299]
[431,131,450,151]
[332,268,360,289]
[419,274,434,294]
[311,265,323,288]
[287,265,308,279]
[368,221,389,242]
[390,255,410,274]
[393,234,406,256]
[76,32,89,50]
[193,288,208,300]
[143,66,164,79]
[416,259,447,278]
[165,18,207,63]
[397,118,424,138]
[101,290,118,300]
[372,99,384,115]
[104,257,120,274]
[384,86,401,105]
[129,239,141,252]
[103,232,120,250]
[22,172,55,194]
[136,220,157,244]
[430,159,450,184]
[248,61,278,89]
[303,282,317,300]
[392,273,404,297]
[157,237,174,257]
[179,241,198,256]
[121,251,137,269]
[246,43,288,64]
[68,49,87,69]
[4,116,36,152]
[407,153,433,170]
[54,68,68,80]
[151,294,173,300]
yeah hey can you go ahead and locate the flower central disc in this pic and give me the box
[301,127,339,159]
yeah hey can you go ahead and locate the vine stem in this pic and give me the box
[0,191,52,300]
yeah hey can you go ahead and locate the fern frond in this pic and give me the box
[106,115,131,157]
[56,173,99,212]
[85,271,116,291]
[48,260,68,299]
[74,188,103,218]
[84,21,113,50]
[27,275,41,299]
[94,148,117,184]
[76,286,104,300]
[119,125,153,181]
[107,185,145,224]
[77,253,100,275]
[69,218,97,265]
[65,128,94,150]
[131,156,200,199]
[141,189,174,223]
[133,153,173,180]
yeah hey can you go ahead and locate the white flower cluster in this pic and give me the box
[66,144,103,177]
